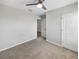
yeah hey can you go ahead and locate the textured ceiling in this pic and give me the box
[0,0,78,16]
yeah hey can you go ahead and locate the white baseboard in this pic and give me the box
[0,38,35,52]
[46,40,63,47]
[46,40,78,52]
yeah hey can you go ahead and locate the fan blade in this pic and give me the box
[39,0,45,3]
[42,0,45,2]
[39,0,42,3]
[26,3,38,6]
[42,5,47,10]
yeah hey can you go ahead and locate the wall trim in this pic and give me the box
[0,38,36,52]
[46,39,78,53]
[46,39,63,47]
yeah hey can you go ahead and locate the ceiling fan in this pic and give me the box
[26,0,47,10]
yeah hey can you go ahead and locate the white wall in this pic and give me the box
[0,4,37,51]
[41,18,46,38]
[46,3,78,51]
[46,15,61,45]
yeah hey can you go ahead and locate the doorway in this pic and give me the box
[37,20,41,37]
[37,15,46,39]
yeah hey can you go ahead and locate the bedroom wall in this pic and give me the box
[0,4,37,51]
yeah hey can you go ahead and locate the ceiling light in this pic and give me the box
[37,4,42,8]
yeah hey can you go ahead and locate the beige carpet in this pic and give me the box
[0,37,78,59]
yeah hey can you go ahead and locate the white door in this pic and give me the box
[62,12,78,52]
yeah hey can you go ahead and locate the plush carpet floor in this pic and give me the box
[0,37,78,59]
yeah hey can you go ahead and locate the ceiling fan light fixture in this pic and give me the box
[37,4,42,8]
